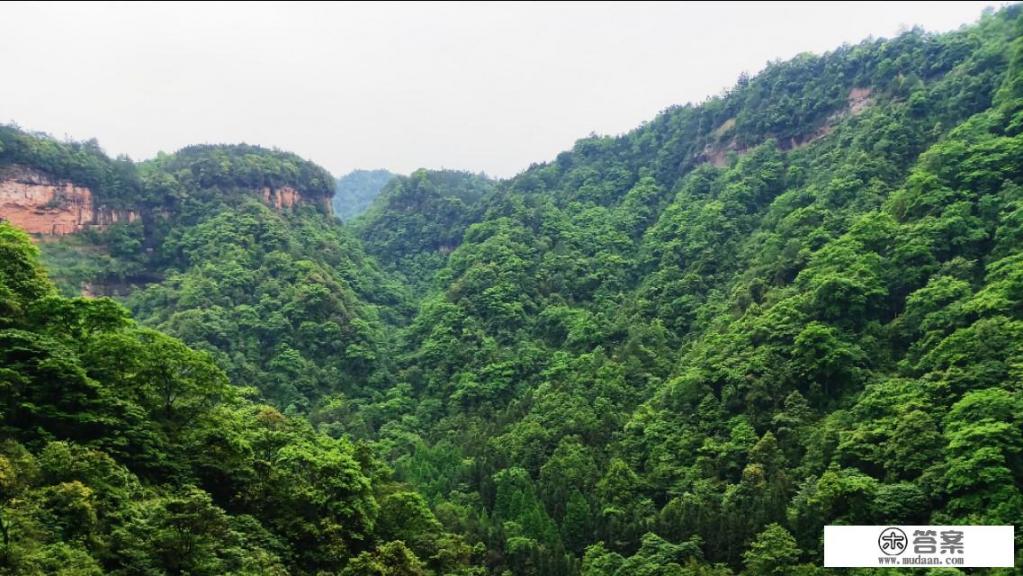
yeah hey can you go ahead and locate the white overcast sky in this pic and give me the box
[0,1,1004,178]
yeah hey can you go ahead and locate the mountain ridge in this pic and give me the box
[1,5,1022,575]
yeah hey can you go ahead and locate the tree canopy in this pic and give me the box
[6,4,1023,575]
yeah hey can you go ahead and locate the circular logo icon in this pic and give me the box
[878,527,908,556]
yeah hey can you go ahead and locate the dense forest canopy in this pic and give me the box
[0,124,142,209]
[2,4,1023,575]
[145,143,337,203]
[354,169,495,293]
[0,223,477,575]
[334,169,398,223]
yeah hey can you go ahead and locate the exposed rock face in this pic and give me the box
[261,185,301,210]
[260,185,333,214]
[1,166,96,235]
[847,87,873,115]
[0,166,330,236]
[0,166,138,235]
[94,208,140,227]
[697,87,876,166]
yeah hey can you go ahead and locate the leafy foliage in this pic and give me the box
[0,125,141,208]
[334,169,397,222]
[355,169,495,292]
[0,223,480,574]
[9,5,1023,575]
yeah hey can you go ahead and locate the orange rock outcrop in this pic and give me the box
[261,185,302,210]
[1,166,326,236]
[0,166,139,235]
[0,166,96,234]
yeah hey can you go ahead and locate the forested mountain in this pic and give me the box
[334,169,397,222]
[354,169,495,294]
[0,223,478,575]
[3,4,1023,575]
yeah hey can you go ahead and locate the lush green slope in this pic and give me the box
[0,223,481,575]
[354,169,495,295]
[349,6,1023,575]
[334,169,397,222]
[20,143,410,412]
[5,5,1023,576]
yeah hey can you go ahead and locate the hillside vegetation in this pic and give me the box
[334,169,397,223]
[3,5,1023,575]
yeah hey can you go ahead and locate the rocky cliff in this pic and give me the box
[0,166,328,236]
[261,185,301,210]
[0,166,139,235]
[262,185,334,213]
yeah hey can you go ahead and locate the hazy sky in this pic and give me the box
[0,1,1003,178]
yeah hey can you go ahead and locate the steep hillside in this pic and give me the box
[0,223,482,575]
[0,136,409,411]
[0,126,142,236]
[0,131,334,234]
[334,169,397,222]
[3,5,1023,576]
[348,6,1023,575]
[355,169,495,295]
